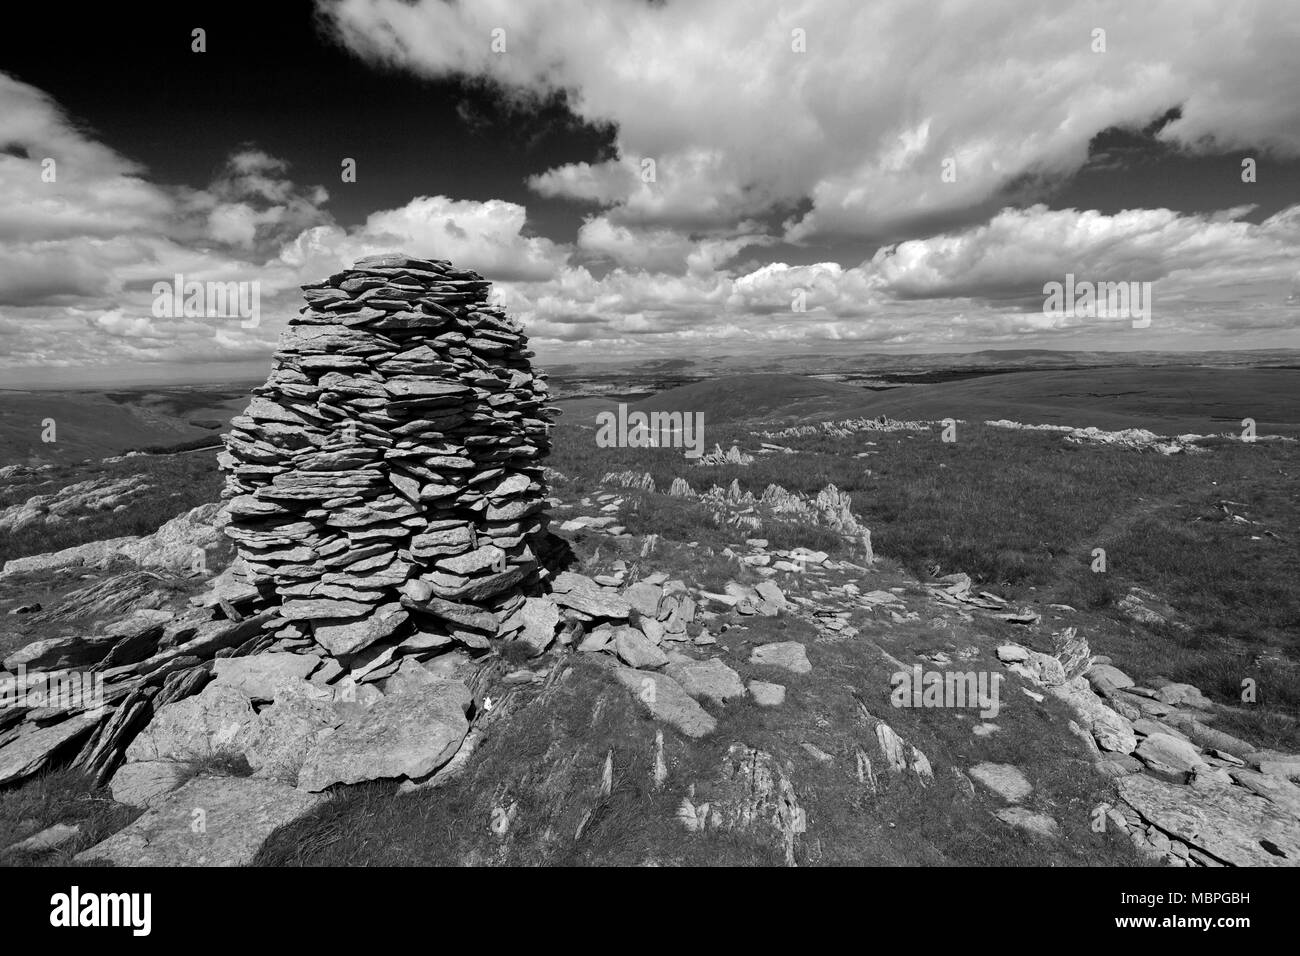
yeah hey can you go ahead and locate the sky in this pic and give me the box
[1,0,1298,386]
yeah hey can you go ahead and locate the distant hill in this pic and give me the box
[628,373,877,424]
[0,387,247,466]
[619,367,1300,434]
[851,367,1300,434]
[541,347,1300,381]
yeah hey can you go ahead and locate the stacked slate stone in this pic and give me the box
[218,254,554,663]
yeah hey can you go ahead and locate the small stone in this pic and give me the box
[969,762,1033,803]
[749,641,811,674]
[996,644,1028,663]
[748,680,786,707]
[995,807,1059,839]
[801,743,834,764]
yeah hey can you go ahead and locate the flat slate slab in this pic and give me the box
[212,652,322,701]
[109,760,191,808]
[296,679,471,791]
[665,658,745,706]
[614,625,668,669]
[1118,772,1300,867]
[749,641,812,675]
[76,775,322,866]
[969,762,1033,803]
[0,713,104,786]
[995,807,1060,839]
[748,679,786,707]
[613,667,716,738]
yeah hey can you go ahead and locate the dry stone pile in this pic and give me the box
[219,253,556,662]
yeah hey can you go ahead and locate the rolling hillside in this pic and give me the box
[627,373,878,423]
[618,367,1300,434]
[0,389,243,466]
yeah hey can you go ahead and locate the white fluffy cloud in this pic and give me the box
[320,0,1300,241]
[0,72,575,373]
[868,204,1300,304]
[577,216,775,274]
[0,73,174,245]
[504,202,1300,356]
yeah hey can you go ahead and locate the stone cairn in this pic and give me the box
[219,254,556,666]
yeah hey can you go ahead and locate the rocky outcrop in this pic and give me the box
[1,503,228,578]
[995,643,1300,866]
[678,743,807,866]
[694,444,754,466]
[603,471,874,562]
[1117,773,1300,867]
[758,416,932,440]
[0,475,153,535]
[983,420,1207,455]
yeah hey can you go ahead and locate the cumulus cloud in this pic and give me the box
[3,18,1298,382]
[275,194,572,285]
[868,203,1300,307]
[502,202,1300,356]
[0,79,575,373]
[179,149,333,250]
[319,0,1300,240]
[0,70,584,372]
[577,216,775,274]
[0,72,173,243]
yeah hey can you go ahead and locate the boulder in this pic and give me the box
[124,682,256,763]
[1050,677,1137,754]
[624,581,664,617]
[1135,732,1207,781]
[297,678,472,791]
[512,596,559,655]
[1087,663,1135,693]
